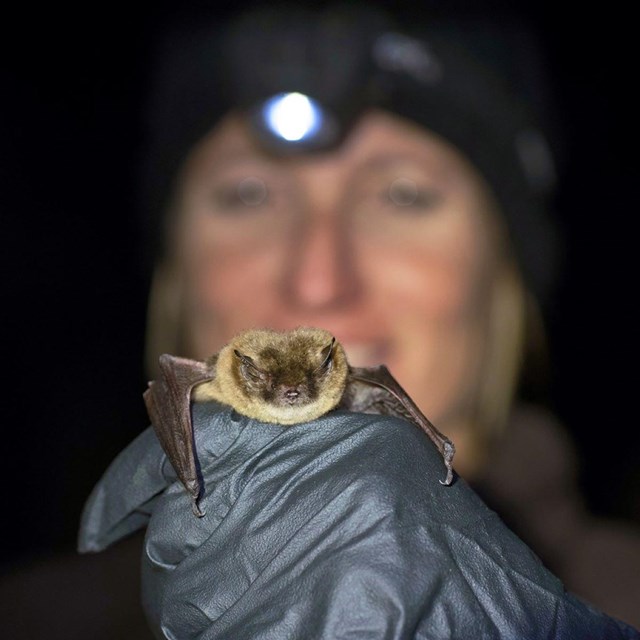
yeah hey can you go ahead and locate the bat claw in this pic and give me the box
[439,466,454,486]
[191,499,206,518]
[438,441,455,485]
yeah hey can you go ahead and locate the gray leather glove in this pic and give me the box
[79,402,639,639]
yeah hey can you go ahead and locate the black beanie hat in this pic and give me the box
[140,4,560,303]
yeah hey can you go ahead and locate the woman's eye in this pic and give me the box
[385,177,442,210]
[212,176,269,210]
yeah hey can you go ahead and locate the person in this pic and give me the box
[5,4,640,639]
[134,2,640,628]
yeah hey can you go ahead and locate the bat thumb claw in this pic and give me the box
[191,499,206,518]
[438,441,455,485]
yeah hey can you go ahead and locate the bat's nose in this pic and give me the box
[284,388,300,400]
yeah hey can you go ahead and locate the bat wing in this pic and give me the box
[143,354,215,516]
[341,365,455,485]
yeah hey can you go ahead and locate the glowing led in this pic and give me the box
[263,92,322,142]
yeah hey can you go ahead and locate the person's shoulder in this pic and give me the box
[509,403,576,459]
[483,402,579,499]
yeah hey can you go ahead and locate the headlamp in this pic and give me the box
[249,92,341,153]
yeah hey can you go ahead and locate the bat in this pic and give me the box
[144,327,455,516]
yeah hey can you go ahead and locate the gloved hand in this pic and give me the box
[79,402,640,639]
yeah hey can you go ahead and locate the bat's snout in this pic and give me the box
[279,385,310,406]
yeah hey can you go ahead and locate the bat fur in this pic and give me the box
[192,327,348,424]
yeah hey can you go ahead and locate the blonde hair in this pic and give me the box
[469,260,528,466]
[144,259,188,379]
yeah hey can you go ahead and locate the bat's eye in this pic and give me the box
[243,365,265,383]
[234,349,267,383]
[317,338,335,372]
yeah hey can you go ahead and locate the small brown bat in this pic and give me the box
[144,327,455,516]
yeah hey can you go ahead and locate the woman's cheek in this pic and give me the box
[190,241,285,323]
[364,246,478,320]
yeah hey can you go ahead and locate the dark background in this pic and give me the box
[2,0,638,570]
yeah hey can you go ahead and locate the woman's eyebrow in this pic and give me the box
[357,153,423,169]
[185,141,279,173]
[208,149,275,169]
[352,152,453,181]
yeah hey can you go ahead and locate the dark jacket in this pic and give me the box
[476,405,640,627]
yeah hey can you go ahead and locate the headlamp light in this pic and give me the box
[249,92,340,153]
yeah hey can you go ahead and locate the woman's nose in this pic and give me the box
[280,215,361,311]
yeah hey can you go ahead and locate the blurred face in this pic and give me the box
[173,109,499,436]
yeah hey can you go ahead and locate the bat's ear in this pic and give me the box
[234,349,267,381]
[318,337,336,370]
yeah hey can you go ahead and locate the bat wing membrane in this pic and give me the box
[143,354,215,516]
[342,365,455,485]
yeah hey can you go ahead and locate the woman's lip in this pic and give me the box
[341,342,391,368]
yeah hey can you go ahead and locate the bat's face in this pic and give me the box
[221,328,349,424]
[233,339,333,407]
